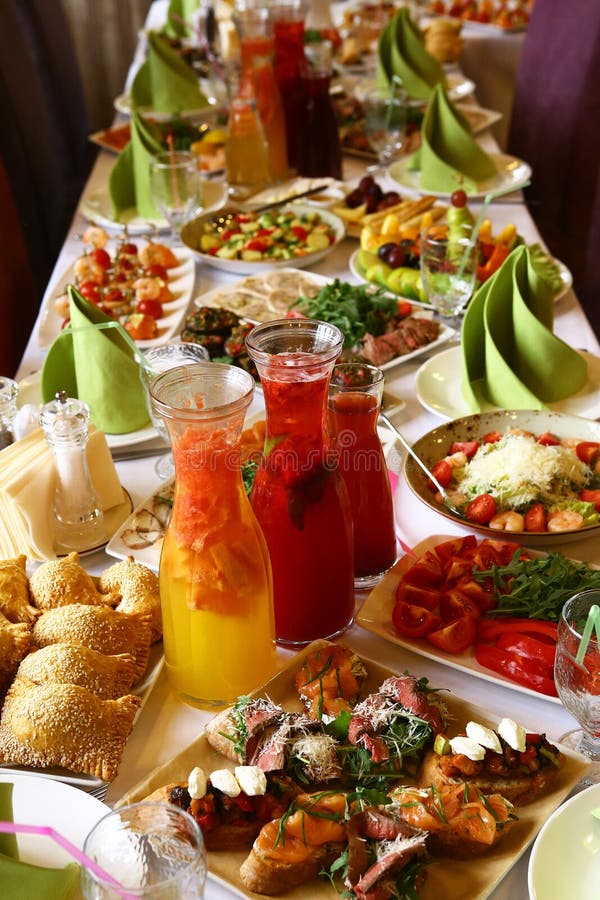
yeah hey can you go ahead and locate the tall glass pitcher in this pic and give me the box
[245,319,354,646]
[150,363,276,708]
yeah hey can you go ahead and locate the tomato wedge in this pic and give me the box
[449,440,480,459]
[439,589,482,623]
[581,489,600,511]
[482,431,502,443]
[524,502,547,532]
[426,616,477,653]
[392,601,441,639]
[395,582,443,611]
[455,578,497,613]
[428,460,452,491]
[402,554,444,587]
[465,493,497,524]
[576,441,600,464]
[537,432,561,446]
[431,535,477,566]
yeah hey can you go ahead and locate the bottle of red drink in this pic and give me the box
[328,363,397,589]
[233,3,289,182]
[297,40,342,179]
[270,1,307,172]
[245,319,354,646]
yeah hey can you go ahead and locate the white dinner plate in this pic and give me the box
[38,246,196,351]
[528,783,600,899]
[353,71,475,108]
[0,772,109,868]
[389,152,532,200]
[17,370,158,449]
[114,92,216,122]
[415,346,600,420]
[80,177,227,235]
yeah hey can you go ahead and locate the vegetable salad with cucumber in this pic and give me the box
[197,208,337,262]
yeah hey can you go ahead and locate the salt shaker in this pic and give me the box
[40,391,105,553]
[0,377,19,450]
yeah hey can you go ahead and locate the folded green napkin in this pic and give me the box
[408,84,498,193]
[164,0,199,39]
[131,30,208,115]
[0,783,80,900]
[41,286,150,435]
[377,7,446,101]
[461,244,588,411]
[109,111,164,221]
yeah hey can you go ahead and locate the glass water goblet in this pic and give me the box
[149,151,202,244]
[554,589,600,785]
[362,88,408,175]
[142,342,210,480]
[420,223,477,329]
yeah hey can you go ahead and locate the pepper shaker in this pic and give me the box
[40,391,105,553]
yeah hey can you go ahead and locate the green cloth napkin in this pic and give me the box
[461,244,588,411]
[41,286,150,435]
[408,84,498,193]
[377,7,446,101]
[109,111,164,221]
[0,782,80,900]
[131,30,208,115]
[164,0,199,39]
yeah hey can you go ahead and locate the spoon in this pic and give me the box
[378,413,466,520]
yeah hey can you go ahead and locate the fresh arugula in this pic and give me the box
[473,551,600,621]
[294,280,399,349]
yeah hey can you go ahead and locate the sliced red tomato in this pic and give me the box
[470,539,521,570]
[455,578,497,613]
[78,280,101,303]
[482,431,502,443]
[291,226,308,241]
[396,299,413,317]
[90,247,111,269]
[245,237,270,253]
[431,535,477,566]
[439,588,482,623]
[465,493,497,524]
[473,643,558,696]
[137,298,163,319]
[426,616,477,653]
[120,241,138,256]
[449,440,480,459]
[444,555,474,585]
[536,432,561,446]
[576,441,600,464]
[395,581,443,611]
[524,502,547,532]
[392,600,441,639]
[402,554,444,587]
[581,489,600,511]
[145,264,168,280]
[428,459,452,491]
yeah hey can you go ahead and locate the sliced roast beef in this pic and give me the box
[379,675,445,733]
[347,808,427,899]
[352,832,428,899]
[360,316,441,365]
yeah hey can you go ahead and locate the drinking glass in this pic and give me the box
[142,343,210,480]
[81,801,206,898]
[149,151,202,243]
[362,88,408,174]
[420,223,477,326]
[554,589,600,783]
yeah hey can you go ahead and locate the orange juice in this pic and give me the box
[226,96,271,199]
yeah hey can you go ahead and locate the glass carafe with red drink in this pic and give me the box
[328,363,397,589]
[150,363,277,708]
[297,39,342,179]
[245,319,354,646]
[270,0,307,171]
[233,2,289,182]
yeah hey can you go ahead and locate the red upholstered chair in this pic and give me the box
[507,0,600,337]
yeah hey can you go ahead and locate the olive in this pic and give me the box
[358,175,376,193]
[377,242,400,264]
[376,191,401,212]
[345,188,365,208]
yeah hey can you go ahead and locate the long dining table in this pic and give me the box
[12,8,600,897]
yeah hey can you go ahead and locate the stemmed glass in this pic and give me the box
[420,223,478,329]
[362,87,408,175]
[554,589,600,784]
[141,342,210,480]
[149,151,202,243]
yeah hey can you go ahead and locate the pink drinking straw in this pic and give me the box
[0,821,138,900]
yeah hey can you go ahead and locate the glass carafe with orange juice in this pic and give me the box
[328,363,397,589]
[245,319,354,646]
[225,92,271,200]
[233,3,289,182]
[150,363,277,708]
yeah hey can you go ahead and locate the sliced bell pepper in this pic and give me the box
[476,617,558,642]
[474,642,558,697]
[476,242,510,283]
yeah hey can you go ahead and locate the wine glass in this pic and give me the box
[149,151,202,243]
[362,88,408,174]
[420,223,477,329]
[141,342,210,480]
[554,589,600,784]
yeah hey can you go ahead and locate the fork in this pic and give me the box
[87,781,109,802]
[378,413,466,520]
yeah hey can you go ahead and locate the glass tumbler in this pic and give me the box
[420,223,477,324]
[149,151,202,242]
[328,363,397,589]
[554,589,600,782]
[81,802,207,898]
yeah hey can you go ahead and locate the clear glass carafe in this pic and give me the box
[245,319,354,645]
[150,363,277,708]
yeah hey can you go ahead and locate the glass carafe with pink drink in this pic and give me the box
[245,319,354,646]
[297,40,342,179]
[270,0,307,172]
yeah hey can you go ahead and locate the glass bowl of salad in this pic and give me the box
[180,203,346,275]
[402,409,600,546]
